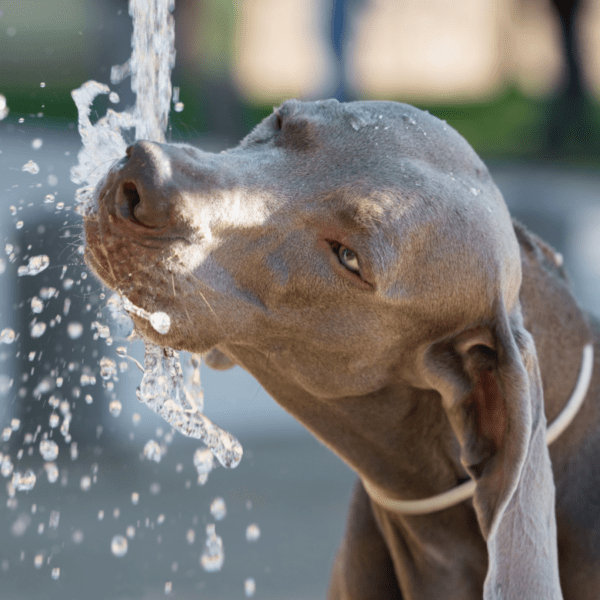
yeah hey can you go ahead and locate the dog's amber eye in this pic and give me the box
[338,245,360,273]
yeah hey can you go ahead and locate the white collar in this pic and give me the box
[362,343,594,515]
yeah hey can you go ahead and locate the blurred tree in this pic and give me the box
[330,0,366,102]
[545,0,597,153]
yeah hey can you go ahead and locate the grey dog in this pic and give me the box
[84,99,599,599]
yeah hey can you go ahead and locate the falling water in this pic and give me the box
[70,0,243,469]
[0,1,257,592]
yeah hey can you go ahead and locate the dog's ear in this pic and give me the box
[424,303,563,599]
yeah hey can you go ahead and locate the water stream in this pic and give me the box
[70,0,243,470]
[0,2,262,593]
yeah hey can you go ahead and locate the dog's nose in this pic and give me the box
[114,140,176,229]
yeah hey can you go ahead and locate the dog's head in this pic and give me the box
[84,99,561,597]
[84,99,519,394]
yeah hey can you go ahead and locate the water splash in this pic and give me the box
[111,534,128,557]
[71,0,242,469]
[39,440,59,461]
[200,524,224,572]
[245,524,261,542]
[137,343,243,469]
[12,470,36,492]
[17,255,49,277]
[210,497,226,521]
[70,0,175,212]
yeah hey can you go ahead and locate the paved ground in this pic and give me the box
[0,123,599,599]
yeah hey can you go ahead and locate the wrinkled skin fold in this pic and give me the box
[84,99,600,599]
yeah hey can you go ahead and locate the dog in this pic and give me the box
[83,98,600,599]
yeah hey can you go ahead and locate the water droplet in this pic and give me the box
[0,94,8,120]
[18,255,49,276]
[67,322,83,339]
[31,138,43,150]
[109,91,120,103]
[469,188,481,196]
[100,357,117,380]
[186,529,195,544]
[49,511,60,529]
[72,529,84,544]
[1,328,15,344]
[193,448,214,484]
[39,440,59,461]
[80,476,91,491]
[126,525,136,538]
[246,524,260,542]
[143,439,163,463]
[15,220,23,230]
[244,578,256,597]
[12,470,36,491]
[11,513,31,537]
[84,394,93,404]
[109,399,122,417]
[30,322,47,338]
[34,554,43,569]
[22,160,40,174]
[49,414,59,428]
[30,297,43,313]
[2,427,12,441]
[174,102,184,113]
[131,492,139,505]
[98,510,104,521]
[44,463,58,483]
[1,456,13,477]
[51,567,60,580]
[149,311,170,334]
[111,534,128,557]
[210,497,226,521]
[165,581,172,595]
[200,524,224,572]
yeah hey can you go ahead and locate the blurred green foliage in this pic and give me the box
[4,83,600,164]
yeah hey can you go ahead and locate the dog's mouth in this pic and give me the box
[83,175,198,348]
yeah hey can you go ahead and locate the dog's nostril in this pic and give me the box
[122,181,141,217]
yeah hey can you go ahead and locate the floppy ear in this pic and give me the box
[424,302,563,599]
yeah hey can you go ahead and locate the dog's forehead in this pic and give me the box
[277,99,488,180]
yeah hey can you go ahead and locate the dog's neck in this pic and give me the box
[361,342,593,514]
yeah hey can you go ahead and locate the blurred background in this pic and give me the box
[0,0,599,599]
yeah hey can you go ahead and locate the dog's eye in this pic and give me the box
[337,244,360,273]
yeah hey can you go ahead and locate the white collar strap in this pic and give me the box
[362,343,594,515]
